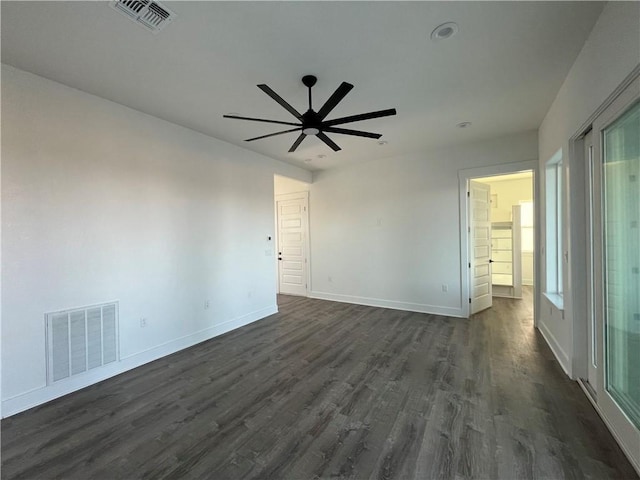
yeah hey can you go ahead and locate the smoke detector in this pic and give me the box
[110,0,176,34]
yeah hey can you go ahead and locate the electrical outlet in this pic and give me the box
[140,317,147,328]
[442,284,448,293]
[204,300,210,310]
[328,276,333,283]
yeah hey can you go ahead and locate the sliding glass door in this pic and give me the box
[591,76,640,470]
[602,99,640,428]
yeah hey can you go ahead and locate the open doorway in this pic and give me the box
[459,161,538,320]
[475,172,535,300]
[274,175,311,300]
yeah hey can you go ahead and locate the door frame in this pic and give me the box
[459,160,539,319]
[275,191,311,296]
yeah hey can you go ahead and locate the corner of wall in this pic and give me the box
[536,0,640,382]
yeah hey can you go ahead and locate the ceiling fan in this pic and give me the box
[223,75,396,153]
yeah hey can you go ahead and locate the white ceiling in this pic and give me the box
[1,1,604,171]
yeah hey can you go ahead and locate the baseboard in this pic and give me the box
[309,291,464,318]
[1,305,277,418]
[537,320,571,377]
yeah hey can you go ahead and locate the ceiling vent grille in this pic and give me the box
[110,0,176,34]
[46,302,119,384]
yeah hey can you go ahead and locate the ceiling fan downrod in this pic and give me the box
[302,75,317,111]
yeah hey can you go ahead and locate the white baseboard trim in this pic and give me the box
[537,320,571,377]
[2,305,277,418]
[309,291,464,318]
[577,379,640,476]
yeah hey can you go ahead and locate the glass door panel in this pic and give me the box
[602,99,640,428]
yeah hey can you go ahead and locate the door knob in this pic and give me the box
[489,259,494,263]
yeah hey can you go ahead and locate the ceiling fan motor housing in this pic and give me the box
[301,110,322,134]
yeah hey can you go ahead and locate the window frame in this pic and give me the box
[545,149,564,306]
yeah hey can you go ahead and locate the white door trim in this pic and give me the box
[458,160,539,318]
[275,191,311,296]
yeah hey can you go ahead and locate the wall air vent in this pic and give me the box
[110,0,176,34]
[46,302,119,384]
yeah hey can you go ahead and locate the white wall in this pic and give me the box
[309,131,538,317]
[1,65,311,416]
[538,1,640,375]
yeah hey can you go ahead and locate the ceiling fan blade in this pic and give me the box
[245,128,302,142]
[223,115,301,127]
[324,108,397,127]
[288,133,307,152]
[317,82,354,120]
[257,84,303,119]
[323,127,382,139]
[317,132,341,152]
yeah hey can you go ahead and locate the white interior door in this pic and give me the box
[470,180,493,314]
[276,193,308,296]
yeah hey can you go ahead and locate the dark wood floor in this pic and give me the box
[2,293,638,479]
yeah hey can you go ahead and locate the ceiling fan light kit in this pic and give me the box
[223,75,397,153]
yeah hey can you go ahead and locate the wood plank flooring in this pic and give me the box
[2,292,638,479]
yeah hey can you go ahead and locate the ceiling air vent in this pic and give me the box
[110,0,176,34]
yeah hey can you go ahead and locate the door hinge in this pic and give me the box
[469,298,472,304]
[468,226,471,233]
[304,206,307,211]
[468,262,471,268]
[467,191,470,197]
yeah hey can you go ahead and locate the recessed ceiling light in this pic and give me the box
[317,154,326,159]
[431,22,459,41]
[377,140,388,146]
[457,121,472,129]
